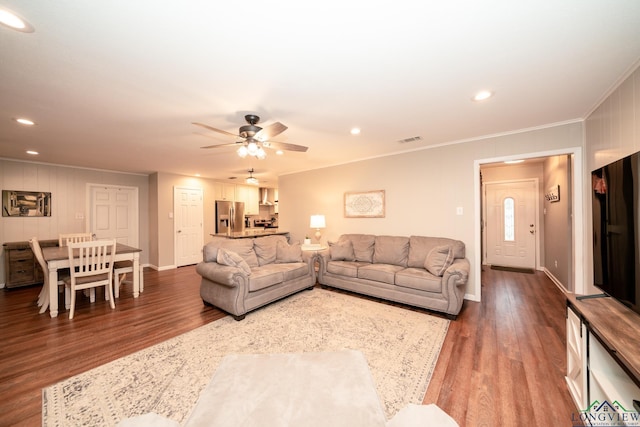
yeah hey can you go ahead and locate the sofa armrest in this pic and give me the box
[316,248,331,276]
[196,262,249,288]
[441,258,470,316]
[443,258,470,286]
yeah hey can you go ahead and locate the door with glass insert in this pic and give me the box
[484,180,537,269]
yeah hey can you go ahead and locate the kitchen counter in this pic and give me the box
[211,229,289,239]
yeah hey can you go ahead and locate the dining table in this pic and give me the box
[42,243,142,318]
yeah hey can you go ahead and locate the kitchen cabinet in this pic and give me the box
[3,239,58,288]
[214,183,236,201]
[235,185,259,215]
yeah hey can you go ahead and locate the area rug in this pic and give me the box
[42,289,450,426]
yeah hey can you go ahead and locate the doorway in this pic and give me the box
[473,147,584,301]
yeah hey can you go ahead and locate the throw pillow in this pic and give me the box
[424,245,454,276]
[217,248,252,275]
[275,241,303,263]
[329,240,355,261]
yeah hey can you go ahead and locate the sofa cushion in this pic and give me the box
[219,239,260,268]
[327,261,361,278]
[395,268,442,293]
[216,248,252,275]
[254,235,288,266]
[407,236,465,268]
[280,263,309,281]
[424,245,454,276]
[329,240,355,261]
[203,237,229,262]
[358,264,405,284]
[373,236,409,266]
[339,234,375,262]
[248,265,285,292]
[276,241,303,263]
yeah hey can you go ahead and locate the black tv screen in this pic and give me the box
[592,151,640,315]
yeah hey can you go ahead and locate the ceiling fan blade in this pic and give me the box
[200,142,241,149]
[192,122,239,138]
[263,140,308,152]
[255,122,288,140]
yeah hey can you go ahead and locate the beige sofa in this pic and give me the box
[196,235,316,320]
[317,234,470,318]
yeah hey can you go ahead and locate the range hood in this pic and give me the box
[260,188,273,205]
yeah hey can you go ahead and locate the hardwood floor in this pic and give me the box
[0,265,578,426]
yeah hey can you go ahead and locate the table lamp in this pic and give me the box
[310,215,326,242]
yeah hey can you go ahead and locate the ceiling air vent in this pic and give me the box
[398,136,422,144]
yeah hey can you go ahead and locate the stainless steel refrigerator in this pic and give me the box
[216,200,245,234]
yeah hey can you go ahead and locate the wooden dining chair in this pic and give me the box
[29,237,71,314]
[112,261,134,298]
[63,239,117,319]
[58,232,93,247]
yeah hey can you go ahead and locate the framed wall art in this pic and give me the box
[2,190,52,217]
[344,190,385,218]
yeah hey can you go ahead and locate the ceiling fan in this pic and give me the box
[193,114,308,159]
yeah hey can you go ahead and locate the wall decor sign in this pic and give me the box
[545,185,560,203]
[2,190,52,217]
[344,190,385,218]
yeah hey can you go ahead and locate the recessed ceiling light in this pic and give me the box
[276,150,284,155]
[26,150,38,155]
[350,128,361,135]
[14,117,35,126]
[0,9,34,33]
[472,90,493,102]
[195,173,201,177]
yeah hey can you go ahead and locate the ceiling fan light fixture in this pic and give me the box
[237,145,248,158]
[247,141,259,155]
[256,147,266,160]
[246,169,259,185]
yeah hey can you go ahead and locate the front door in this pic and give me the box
[484,180,537,269]
[174,187,203,267]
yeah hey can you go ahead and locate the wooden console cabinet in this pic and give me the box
[566,294,640,423]
[3,239,58,288]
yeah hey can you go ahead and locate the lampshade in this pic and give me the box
[310,215,326,229]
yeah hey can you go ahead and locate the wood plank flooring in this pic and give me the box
[0,265,578,426]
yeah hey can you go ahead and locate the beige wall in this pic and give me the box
[584,64,640,294]
[278,122,583,301]
[543,155,572,290]
[0,159,150,285]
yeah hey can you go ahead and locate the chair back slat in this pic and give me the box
[59,233,93,247]
[68,240,116,279]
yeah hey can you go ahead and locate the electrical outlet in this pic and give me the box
[456,207,463,215]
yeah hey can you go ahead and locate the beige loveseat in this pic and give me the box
[196,235,316,320]
[317,234,470,318]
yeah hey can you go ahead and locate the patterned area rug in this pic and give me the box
[43,289,450,426]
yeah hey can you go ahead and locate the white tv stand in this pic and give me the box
[566,294,640,425]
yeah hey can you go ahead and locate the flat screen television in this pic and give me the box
[591,151,640,315]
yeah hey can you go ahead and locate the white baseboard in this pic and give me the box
[543,268,569,294]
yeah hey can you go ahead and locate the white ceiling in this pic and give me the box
[1,1,640,186]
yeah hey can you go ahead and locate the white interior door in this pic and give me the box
[484,180,537,269]
[89,184,139,246]
[174,187,203,267]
